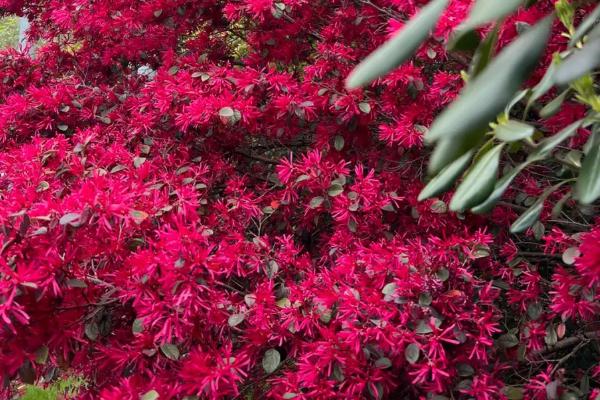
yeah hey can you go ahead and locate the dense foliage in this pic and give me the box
[0,0,598,399]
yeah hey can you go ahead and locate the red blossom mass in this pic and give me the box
[0,0,598,399]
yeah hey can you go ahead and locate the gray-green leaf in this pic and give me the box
[510,187,556,233]
[346,0,449,88]
[471,163,526,214]
[495,120,535,142]
[554,37,600,85]
[262,349,281,373]
[461,0,524,31]
[404,343,420,364]
[160,343,180,360]
[426,16,552,143]
[575,128,600,204]
[450,144,504,212]
[418,149,474,201]
[528,119,583,161]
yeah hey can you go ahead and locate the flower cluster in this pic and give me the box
[0,0,598,399]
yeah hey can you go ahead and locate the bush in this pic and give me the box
[0,0,598,399]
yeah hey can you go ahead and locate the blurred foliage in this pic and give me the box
[0,16,19,49]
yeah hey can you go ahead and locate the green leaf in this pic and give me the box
[461,0,524,31]
[132,318,144,334]
[471,164,526,213]
[495,120,535,142]
[527,57,559,108]
[328,184,344,197]
[141,390,160,400]
[575,128,600,204]
[450,144,504,212]
[539,89,569,118]
[404,343,420,364]
[418,149,474,201]
[346,0,449,89]
[34,346,49,365]
[309,196,325,208]
[569,3,600,47]
[262,349,281,373]
[426,16,553,143]
[428,128,486,174]
[381,282,396,295]
[160,343,180,360]
[468,24,499,77]
[528,119,583,161]
[374,357,392,369]
[334,135,345,151]
[554,38,600,85]
[510,184,562,233]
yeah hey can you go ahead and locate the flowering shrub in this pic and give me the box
[0,0,598,399]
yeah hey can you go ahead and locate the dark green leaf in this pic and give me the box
[160,343,180,360]
[527,302,543,320]
[575,128,600,204]
[346,0,449,88]
[67,278,87,288]
[85,322,99,341]
[374,357,392,369]
[34,346,49,365]
[450,144,504,212]
[469,25,499,77]
[132,318,144,334]
[555,38,600,85]
[471,164,526,213]
[457,363,475,377]
[262,349,281,373]
[510,184,561,233]
[497,333,519,348]
[569,3,600,46]
[418,149,474,201]
[495,120,535,142]
[447,28,481,52]
[427,16,552,142]
[551,191,571,218]
[528,119,583,161]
